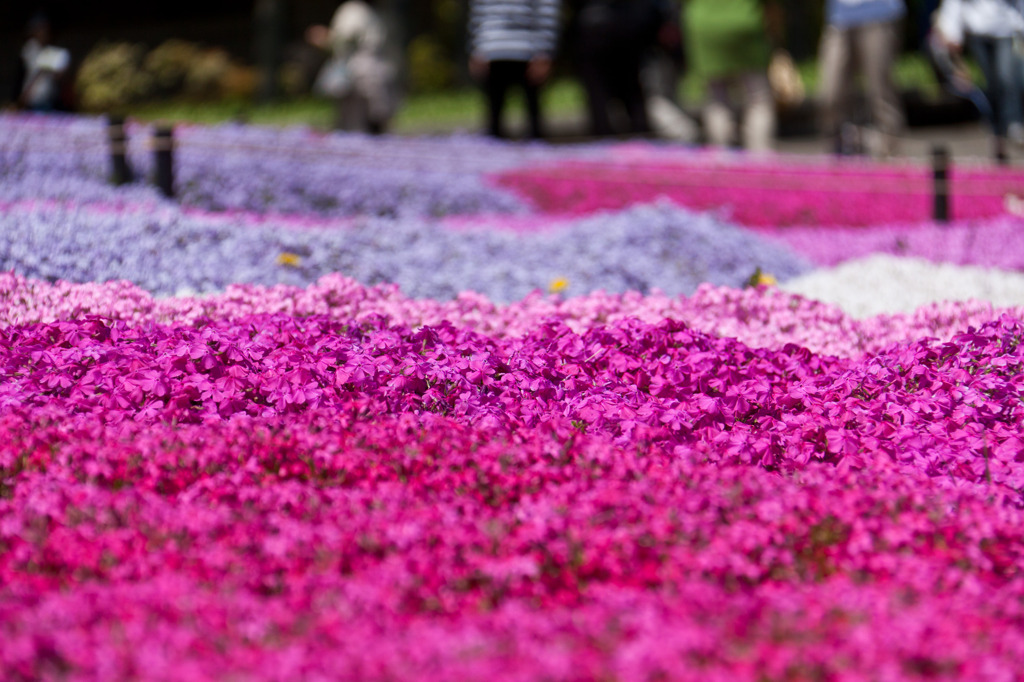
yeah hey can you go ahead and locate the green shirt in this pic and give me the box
[685,0,770,79]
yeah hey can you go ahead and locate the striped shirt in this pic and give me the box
[469,0,562,61]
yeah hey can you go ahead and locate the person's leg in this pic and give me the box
[641,50,679,104]
[968,36,1005,135]
[1013,39,1024,145]
[520,61,545,140]
[334,91,366,131]
[992,37,1024,143]
[741,72,776,152]
[579,54,615,136]
[332,95,347,131]
[703,78,736,147]
[361,59,397,135]
[484,60,513,138]
[857,20,905,157]
[618,58,650,134]
[966,34,1009,161]
[817,23,853,152]
[353,93,371,132]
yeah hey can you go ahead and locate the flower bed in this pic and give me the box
[755,214,1024,269]
[4,410,1024,680]
[4,114,1024,680]
[0,199,809,300]
[3,279,1024,678]
[0,114,551,217]
[2,271,1017,358]
[493,148,1024,228]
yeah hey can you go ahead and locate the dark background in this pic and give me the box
[1,1,431,103]
[2,1,933,108]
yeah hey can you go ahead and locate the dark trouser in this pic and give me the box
[966,34,1024,138]
[484,60,543,139]
[578,52,649,136]
[333,90,388,135]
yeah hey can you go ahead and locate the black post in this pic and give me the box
[153,124,175,199]
[932,144,949,223]
[107,114,133,185]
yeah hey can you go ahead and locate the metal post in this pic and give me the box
[107,114,133,185]
[932,144,949,223]
[152,124,175,199]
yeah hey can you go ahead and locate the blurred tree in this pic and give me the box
[254,0,286,101]
[780,0,823,61]
[405,0,463,91]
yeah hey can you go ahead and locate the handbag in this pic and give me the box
[768,49,805,109]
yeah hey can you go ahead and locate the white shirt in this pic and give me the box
[329,1,387,58]
[936,0,1024,44]
[21,39,70,109]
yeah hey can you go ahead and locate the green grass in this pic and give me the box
[128,79,588,133]
[130,97,336,129]
[397,78,589,132]
[126,53,949,133]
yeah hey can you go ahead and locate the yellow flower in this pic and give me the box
[744,267,777,288]
[276,252,302,267]
[548,277,569,294]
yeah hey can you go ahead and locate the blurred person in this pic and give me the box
[468,0,562,139]
[684,0,783,152]
[919,0,943,43]
[307,0,399,134]
[640,0,699,142]
[572,0,663,136]
[927,14,994,131]
[934,0,1024,162]
[818,0,907,159]
[16,14,71,112]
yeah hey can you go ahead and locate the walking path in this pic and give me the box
[475,97,1011,167]
[776,121,1004,165]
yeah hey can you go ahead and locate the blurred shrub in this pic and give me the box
[222,65,259,99]
[75,42,153,112]
[184,48,232,98]
[407,35,454,94]
[278,43,325,97]
[279,62,310,97]
[76,40,256,110]
[144,39,200,97]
